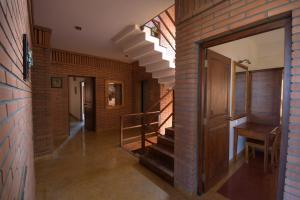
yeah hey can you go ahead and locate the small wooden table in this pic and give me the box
[234,122,278,172]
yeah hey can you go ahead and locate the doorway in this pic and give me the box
[68,76,96,136]
[198,17,291,200]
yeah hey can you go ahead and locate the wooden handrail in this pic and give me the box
[120,89,174,150]
[142,4,175,27]
[123,132,157,143]
[123,122,159,131]
[152,19,175,51]
[158,15,175,40]
[122,111,160,118]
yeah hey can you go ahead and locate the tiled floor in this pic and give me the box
[35,129,262,200]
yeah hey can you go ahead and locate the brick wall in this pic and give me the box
[131,62,160,112]
[160,85,173,135]
[0,0,35,199]
[175,0,300,196]
[32,35,162,157]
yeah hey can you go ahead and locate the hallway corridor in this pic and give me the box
[35,130,188,200]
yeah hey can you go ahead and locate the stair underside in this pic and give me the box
[112,25,175,88]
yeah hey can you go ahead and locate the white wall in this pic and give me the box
[69,77,85,120]
[229,117,247,160]
[210,28,284,71]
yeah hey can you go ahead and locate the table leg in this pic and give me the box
[264,134,269,172]
[234,128,238,161]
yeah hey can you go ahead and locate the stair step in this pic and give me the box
[158,75,175,84]
[164,82,175,89]
[112,24,140,44]
[149,144,174,159]
[152,68,175,79]
[140,153,174,184]
[146,60,170,73]
[121,32,148,52]
[157,134,174,147]
[112,24,176,88]
[139,52,163,66]
[127,43,155,59]
[165,127,175,138]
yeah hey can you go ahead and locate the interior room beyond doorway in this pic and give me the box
[68,76,95,137]
[202,27,285,200]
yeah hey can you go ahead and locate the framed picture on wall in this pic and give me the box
[51,77,63,88]
[105,80,124,109]
[23,34,33,81]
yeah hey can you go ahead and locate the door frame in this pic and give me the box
[79,81,85,121]
[67,75,96,134]
[197,14,292,200]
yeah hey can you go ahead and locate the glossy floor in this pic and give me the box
[35,130,242,200]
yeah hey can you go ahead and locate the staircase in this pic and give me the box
[112,6,175,88]
[140,127,175,184]
[120,89,175,184]
[117,5,175,184]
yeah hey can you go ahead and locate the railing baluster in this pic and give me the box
[165,10,175,26]
[151,19,175,51]
[141,115,146,151]
[120,116,124,147]
[158,15,175,40]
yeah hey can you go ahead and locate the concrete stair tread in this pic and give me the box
[165,127,175,138]
[166,127,174,131]
[139,153,174,183]
[158,134,174,143]
[149,144,174,159]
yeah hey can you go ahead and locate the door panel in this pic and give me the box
[204,50,230,191]
[84,78,95,131]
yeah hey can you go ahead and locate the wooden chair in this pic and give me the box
[245,127,280,169]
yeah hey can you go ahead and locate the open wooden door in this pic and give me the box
[203,50,230,191]
[84,78,95,131]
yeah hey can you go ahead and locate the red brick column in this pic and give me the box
[175,0,300,195]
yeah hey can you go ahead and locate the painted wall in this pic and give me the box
[229,117,247,160]
[0,0,35,199]
[69,77,85,120]
[210,28,285,71]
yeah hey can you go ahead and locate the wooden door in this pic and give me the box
[84,78,95,131]
[204,50,230,191]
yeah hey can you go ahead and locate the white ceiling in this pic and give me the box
[33,0,174,62]
[210,28,285,70]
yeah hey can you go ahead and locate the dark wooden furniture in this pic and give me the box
[84,77,96,131]
[234,122,279,172]
[245,126,280,169]
[204,50,231,191]
[248,68,283,126]
[231,62,249,119]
